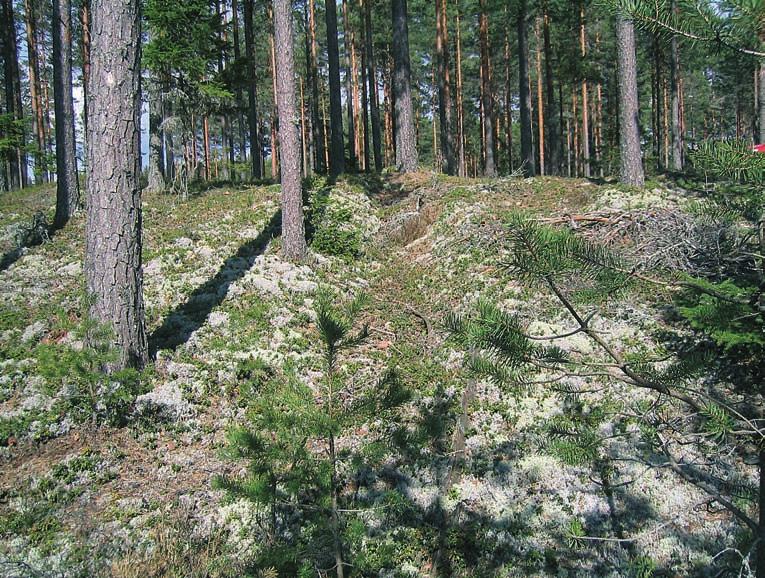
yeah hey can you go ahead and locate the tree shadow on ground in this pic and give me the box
[148,209,282,356]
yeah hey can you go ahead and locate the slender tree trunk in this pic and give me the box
[580,0,590,177]
[479,0,496,177]
[308,0,326,173]
[163,98,174,180]
[244,0,262,179]
[542,1,559,175]
[504,20,513,173]
[391,0,418,172]
[517,0,534,177]
[384,58,394,165]
[52,0,80,229]
[455,0,466,176]
[269,14,279,179]
[573,86,579,176]
[342,0,357,170]
[615,13,644,187]
[670,1,683,170]
[1,0,26,189]
[274,0,307,262]
[146,83,165,192]
[363,0,382,171]
[301,80,310,176]
[435,0,455,174]
[25,0,48,183]
[232,0,247,163]
[203,116,211,180]
[653,36,661,169]
[81,0,91,141]
[326,0,346,176]
[535,18,545,176]
[85,0,147,370]
[359,6,370,172]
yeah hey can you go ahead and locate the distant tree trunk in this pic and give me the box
[504,15,513,173]
[615,13,644,187]
[52,0,80,229]
[535,18,545,176]
[391,0,418,172]
[232,0,246,162]
[542,1,559,175]
[359,9,370,172]
[146,84,165,192]
[274,0,306,262]
[25,0,49,183]
[1,0,26,189]
[652,35,662,170]
[579,0,590,177]
[455,0,466,176]
[85,0,147,370]
[341,0,357,171]
[670,1,683,171]
[308,0,326,173]
[363,0,382,171]
[244,0,262,179]
[479,0,496,177]
[435,0,455,174]
[163,99,174,180]
[81,0,91,140]
[269,21,279,179]
[517,0,535,177]
[326,0,346,176]
[203,116,211,180]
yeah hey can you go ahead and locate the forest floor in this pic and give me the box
[0,172,746,577]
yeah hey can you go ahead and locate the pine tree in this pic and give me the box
[52,0,80,229]
[391,0,418,172]
[273,0,306,262]
[326,0,346,176]
[85,0,147,370]
[615,11,645,187]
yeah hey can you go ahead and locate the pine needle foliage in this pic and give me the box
[690,140,765,186]
[215,290,409,575]
[445,299,568,388]
[445,212,765,564]
[503,215,632,302]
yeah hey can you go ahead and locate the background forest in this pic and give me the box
[1,0,765,578]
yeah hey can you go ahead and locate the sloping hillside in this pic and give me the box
[0,174,746,577]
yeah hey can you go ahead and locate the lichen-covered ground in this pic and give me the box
[0,174,746,577]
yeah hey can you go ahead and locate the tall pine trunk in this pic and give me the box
[342,0,356,170]
[435,0,455,174]
[2,0,27,189]
[274,0,307,263]
[25,0,49,183]
[455,0,466,176]
[85,0,147,369]
[543,1,559,175]
[363,0,382,171]
[81,0,91,140]
[615,13,644,187]
[326,0,346,176]
[52,0,80,229]
[244,0,262,179]
[308,0,326,173]
[391,0,418,172]
[517,0,535,177]
[579,0,590,177]
[479,0,496,177]
[535,18,545,176]
[670,1,684,171]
